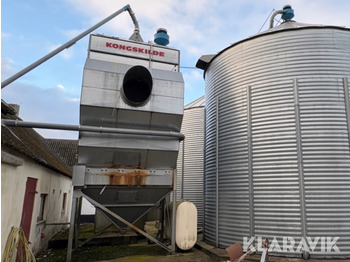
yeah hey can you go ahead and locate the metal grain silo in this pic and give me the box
[176,96,205,226]
[196,9,350,259]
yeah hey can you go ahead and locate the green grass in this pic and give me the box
[51,224,96,241]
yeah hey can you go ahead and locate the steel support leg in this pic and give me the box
[80,192,172,253]
[156,199,165,242]
[66,189,82,262]
[170,170,177,253]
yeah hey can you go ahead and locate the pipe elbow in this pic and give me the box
[269,10,283,28]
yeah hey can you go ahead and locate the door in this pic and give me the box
[20,177,38,240]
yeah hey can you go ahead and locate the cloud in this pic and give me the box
[289,1,350,27]
[48,43,74,60]
[63,0,350,65]
[68,97,80,103]
[61,28,85,39]
[56,84,65,90]
[34,129,78,140]
[1,31,11,39]
[2,81,80,139]
[185,70,202,80]
[182,68,205,104]
[1,57,15,77]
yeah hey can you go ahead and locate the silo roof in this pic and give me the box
[185,95,205,109]
[196,20,350,74]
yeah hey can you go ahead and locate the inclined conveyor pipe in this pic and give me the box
[1,4,142,88]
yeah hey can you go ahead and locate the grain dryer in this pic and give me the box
[71,32,184,250]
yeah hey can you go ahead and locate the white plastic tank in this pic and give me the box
[176,201,197,250]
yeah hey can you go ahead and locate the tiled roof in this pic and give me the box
[45,139,78,168]
[1,100,72,177]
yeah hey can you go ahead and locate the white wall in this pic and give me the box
[1,151,72,255]
[81,197,96,215]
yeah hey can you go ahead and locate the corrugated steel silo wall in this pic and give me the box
[204,27,350,257]
[177,104,205,225]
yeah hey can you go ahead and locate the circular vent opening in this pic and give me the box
[122,66,153,106]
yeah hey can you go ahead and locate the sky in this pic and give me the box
[2,0,350,139]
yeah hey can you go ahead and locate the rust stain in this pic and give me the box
[108,170,151,186]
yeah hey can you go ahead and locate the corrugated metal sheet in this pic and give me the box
[203,23,350,258]
[298,78,350,256]
[250,79,303,257]
[177,96,205,225]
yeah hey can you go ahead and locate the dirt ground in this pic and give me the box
[97,246,213,262]
[37,238,216,262]
[36,225,350,262]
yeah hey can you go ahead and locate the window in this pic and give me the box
[37,194,48,222]
[61,193,67,213]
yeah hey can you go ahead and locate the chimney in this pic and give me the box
[9,104,20,117]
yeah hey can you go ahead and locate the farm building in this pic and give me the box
[1,100,74,255]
